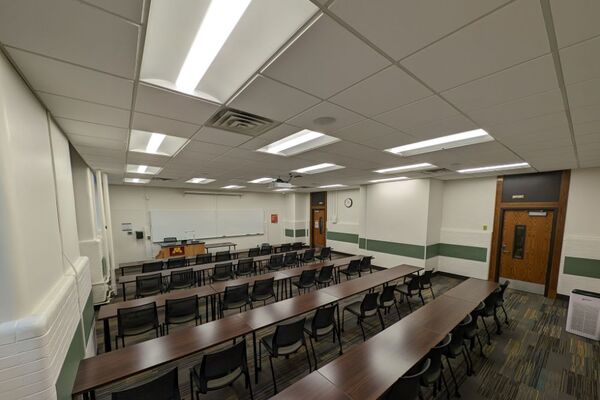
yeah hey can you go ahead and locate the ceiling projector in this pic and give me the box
[269,181,293,189]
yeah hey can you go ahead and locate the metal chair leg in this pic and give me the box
[268,356,277,394]
[445,357,461,398]
[308,335,318,369]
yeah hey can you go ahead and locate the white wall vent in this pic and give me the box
[566,289,600,340]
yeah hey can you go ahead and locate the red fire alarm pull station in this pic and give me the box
[271,214,278,223]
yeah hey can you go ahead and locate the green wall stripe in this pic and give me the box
[285,229,294,237]
[295,229,307,237]
[327,231,359,244]
[438,243,487,262]
[426,243,440,259]
[55,324,84,400]
[366,239,424,259]
[82,293,94,342]
[564,256,600,279]
[358,237,366,249]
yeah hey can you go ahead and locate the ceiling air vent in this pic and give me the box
[206,107,278,136]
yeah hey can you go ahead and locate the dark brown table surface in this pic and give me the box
[271,370,352,400]
[441,278,498,303]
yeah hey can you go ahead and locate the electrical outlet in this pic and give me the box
[483,225,488,231]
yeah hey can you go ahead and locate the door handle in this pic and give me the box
[501,244,509,253]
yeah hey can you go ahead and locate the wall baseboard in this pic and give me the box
[435,271,469,281]
[556,293,569,302]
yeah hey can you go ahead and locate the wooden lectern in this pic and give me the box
[155,242,206,259]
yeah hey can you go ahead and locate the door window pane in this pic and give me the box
[512,225,526,259]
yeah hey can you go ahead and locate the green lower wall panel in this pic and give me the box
[327,231,359,244]
[366,239,425,259]
[295,229,307,237]
[285,229,294,237]
[438,243,487,262]
[55,324,84,400]
[564,256,600,279]
[359,237,366,249]
[82,293,94,342]
[426,243,440,259]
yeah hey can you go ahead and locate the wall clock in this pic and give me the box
[344,198,353,208]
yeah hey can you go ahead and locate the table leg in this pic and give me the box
[288,278,293,298]
[121,283,127,301]
[205,296,209,322]
[253,331,259,384]
[103,318,112,353]
[336,303,341,331]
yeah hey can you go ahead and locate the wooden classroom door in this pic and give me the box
[312,209,326,248]
[499,210,554,291]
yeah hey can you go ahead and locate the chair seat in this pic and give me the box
[304,318,334,337]
[137,288,162,297]
[344,302,377,317]
[169,282,194,290]
[166,313,197,325]
[261,335,302,355]
[463,325,477,339]
[395,284,410,295]
[379,299,395,307]
[120,323,156,336]
[340,269,359,276]
[192,366,242,390]
[292,280,315,289]
[252,292,274,302]
[222,299,248,310]
[421,367,442,386]
[445,342,463,357]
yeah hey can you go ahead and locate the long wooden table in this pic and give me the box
[272,278,499,400]
[72,264,420,398]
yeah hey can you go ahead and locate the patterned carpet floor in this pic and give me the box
[92,266,599,400]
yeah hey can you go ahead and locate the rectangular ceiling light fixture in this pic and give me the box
[369,176,408,183]
[274,188,294,192]
[126,164,162,175]
[318,184,347,188]
[374,163,436,174]
[249,177,275,184]
[129,130,188,156]
[124,178,150,184]
[222,184,246,189]
[176,0,252,93]
[293,163,345,175]
[257,129,340,156]
[386,129,493,157]
[457,162,530,174]
[186,177,216,184]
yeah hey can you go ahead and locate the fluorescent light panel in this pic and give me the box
[186,177,216,184]
[386,129,493,156]
[293,163,345,174]
[457,162,530,174]
[129,130,188,156]
[249,177,275,184]
[176,0,251,93]
[124,178,150,184]
[369,176,408,183]
[257,129,340,156]
[274,188,294,192]
[126,164,162,175]
[374,163,435,174]
[318,184,346,188]
[222,185,245,189]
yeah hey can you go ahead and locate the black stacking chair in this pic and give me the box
[283,252,298,268]
[115,302,160,349]
[396,275,424,311]
[168,268,196,291]
[464,301,486,357]
[316,247,331,261]
[480,291,503,343]
[444,316,473,397]
[247,247,260,257]
[164,295,201,334]
[167,256,187,269]
[315,265,334,287]
[420,269,435,298]
[112,367,180,400]
[215,251,231,262]
[142,261,163,273]
[135,273,165,298]
[211,262,234,282]
[384,359,431,400]
[292,241,303,250]
[304,304,342,368]
[219,283,251,318]
[195,253,212,265]
[266,254,284,271]
[251,277,277,305]
[339,259,361,280]
[280,243,292,252]
[259,318,312,394]
[189,340,253,400]
[420,335,452,400]
[236,258,254,277]
[378,284,401,321]
[292,269,317,295]
[299,248,315,264]
[342,292,384,341]
[260,244,272,255]
[359,256,373,274]
[495,280,510,325]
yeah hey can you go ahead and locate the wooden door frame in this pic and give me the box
[310,192,327,248]
[488,170,570,298]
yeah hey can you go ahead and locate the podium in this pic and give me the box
[155,241,206,259]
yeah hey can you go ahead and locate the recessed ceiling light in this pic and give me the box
[257,129,340,156]
[385,129,493,156]
[293,163,345,174]
[126,164,162,175]
[274,188,294,192]
[176,0,251,93]
[124,178,150,184]
[186,177,216,184]
[129,130,188,156]
[374,163,436,174]
[249,177,275,184]
[318,184,347,189]
[369,176,408,183]
[457,162,530,174]
[222,185,245,189]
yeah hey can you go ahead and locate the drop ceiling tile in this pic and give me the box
[570,104,600,125]
[75,144,125,158]
[135,84,220,125]
[192,127,252,147]
[263,15,390,98]
[132,112,200,138]
[333,119,398,143]
[38,92,130,127]
[560,36,600,85]
[365,132,416,150]
[229,76,321,121]
[286,102,364,133]
[442,55,558,112]
[7,48,133,109]
[566,78,600,108]
[550,0,600,48]
[55,118,128,141]
[67,133,127,151]
[126,152,171,166]
[374,96,459,131]
[238,137,272,151]
[486,112,568,139]
[329,65,432,116]
[401,0,550,91]
[180,141,231,156]
[573,121,600,138]
[579,157,600,168]
[82,0,145,23]
[329,0,509,60]
[0,0,139,78]
[403,115,478,140]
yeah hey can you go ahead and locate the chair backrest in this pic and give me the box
[136,273,163,297]
[384,359,431,400]
[269,254,284,268]
[379,284,397,305]
[195,253,212,265]
[213,262,233,280]
[361,292,380,315]
[302,248,315,261]
[311,305,336,333]
[215,251,231,262]
[284,251,297,265]
[247,247,260,257]
[299,269,317,285]
[117,302,159,337]
[273,318,306,355]
[236,258,254,275]
[359,256,372,271]
[426,334,451,381]
[142,261,163,273]
[498,280,510,299]
[260,244,272,255]
[167,256,187,269]
[347,259,361,273]
[319,247,331,258]
[223,283,249,305]
[292,242,303,250]
[112,367,180,400]
[195,339,248,393]
[421,269,433,284]
[165,295,199,322]
[470,301,485,321]
[484,291,499,310]
[252,277,274,296]
[451,314,471,344]
[280,243,292,252]
[318,265,334,281]
[407,275,421,291]
[169,268,195,289]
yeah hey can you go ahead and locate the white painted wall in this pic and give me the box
[327,189,360,254]
[426,179,444,269]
